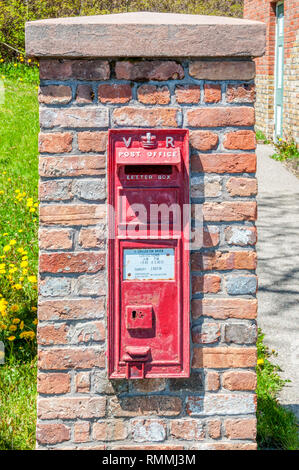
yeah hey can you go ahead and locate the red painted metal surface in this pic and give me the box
[108,129,190,379]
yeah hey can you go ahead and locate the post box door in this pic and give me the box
[108,129,190,379]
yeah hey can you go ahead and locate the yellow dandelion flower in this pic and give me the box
[31,306,37,312]
[7,336,16,341]
[22,269,28,275]
[20,321,24,330]
[3,245,11,252]
[0,190,4,195]
[14,63,17,67]
[28,276,37,283]
[11,305,19,312]
[12,284,22,290]
[29,208,35,213]
[257,358,264,366]
[9,325,17,331]
[17,248,24,254]
[1,75,5,79]
[22,256,28,261]
[12,318,20,324]
[9,240,16,246]
[7,178,11,182]
[3,233,8,236]
[32,319,38,325]
[20,261,28,268]
[19,277,24,282]
[18,229,23,233]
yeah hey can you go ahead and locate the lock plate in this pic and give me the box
[126,305,153,330]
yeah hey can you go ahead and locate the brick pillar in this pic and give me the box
[26,12,265,450]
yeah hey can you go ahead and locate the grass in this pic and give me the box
[256,330,299,450]
[255,129,271,144]
[0,62,39,450]
[0,358,37,450]
[0,62,298,450]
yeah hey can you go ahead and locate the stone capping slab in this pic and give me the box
[25,12,266,58]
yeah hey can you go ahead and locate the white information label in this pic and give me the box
[123,248,175,280]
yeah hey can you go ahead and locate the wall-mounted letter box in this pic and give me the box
[108,129,190,379]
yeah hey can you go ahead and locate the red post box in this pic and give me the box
[108,129,190,379]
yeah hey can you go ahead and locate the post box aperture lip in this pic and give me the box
[108,129,190,379]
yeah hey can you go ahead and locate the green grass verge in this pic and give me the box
[256,330,299,450]
[0,359,37,450]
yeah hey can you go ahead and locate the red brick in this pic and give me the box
[98,84,132,103]
[189,61,255,80]
[187,107,255,127]
[226,84,255,103]
[191,153,256,173]
[207,442,257,450]
[38,298,105,321]
[223,130,256,150]
[38,323,68,345]
[38,397,106,419]
[205,371,220,391]
[225,418,256,440]
[76,372,90,393]
[38,85,72,104]
[76,85,94,103]
[113,107,180,127]
[192,275,221,294]
[39,180,72,201]
[110,396,182,417]
[78,227,105,249]
[39,132,73,154]
[225,226,257,246]
[111,445,184,450]
[202,226,220,247]
[39,204,106,226]
[204,84,221,103]
[77,131,107,153]
[192,323,220,345]
[191,251,257,271]
[39,59,110,80]
[40,107,108,129]
[75,321,105,343]
[137,85,170,104]
[38,347,105,370]
[190,130,219,151]
[39,252,105,274]
[226,177,257,196]
[207,420,221,439]
[132,379,166,393]
[192,298,257,320]
[39,228,73,250]
[202,202,257,221]
[39,156,106,177]
[192,347,257,368]
[115,60,184,81]
[74,422,90,443]
[170,419,205,440]
[93,421,127,441]
[37,423,70,445]
[175,85,201,104]
[37,372,71,394]
[223,371,257,391]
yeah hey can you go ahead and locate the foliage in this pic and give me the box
[256,329,299,450]
[255,129,270,145]
[0,358,37,450]
[0,0,243,59]
[0,63,39,361]
[271,137,299,162]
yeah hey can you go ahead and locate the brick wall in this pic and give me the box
[244,0,299,143]
[36,58,258,450]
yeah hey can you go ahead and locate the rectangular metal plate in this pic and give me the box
[123,248,175,280]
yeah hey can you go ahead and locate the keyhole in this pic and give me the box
[132,310,136,319]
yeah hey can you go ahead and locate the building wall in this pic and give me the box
[244,0,299,143]
[36,58,258,450]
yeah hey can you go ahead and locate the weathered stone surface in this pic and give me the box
[26,13,265,58]
[226,275,257,295]
[186,394,256,416]
[189,60,256,80]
